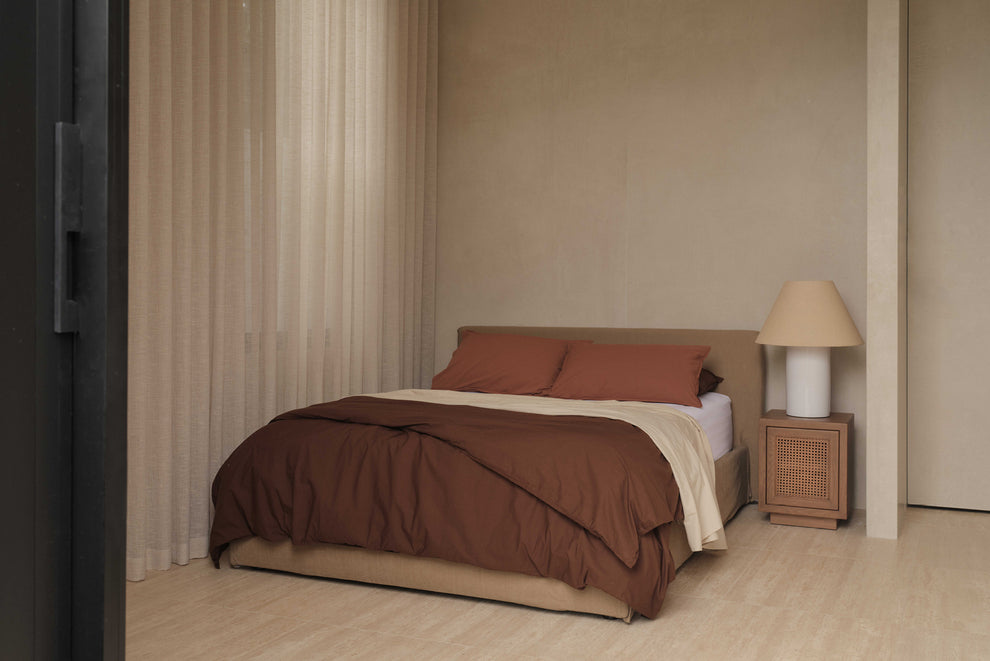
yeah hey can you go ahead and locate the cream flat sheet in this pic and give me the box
[369,389,727,551]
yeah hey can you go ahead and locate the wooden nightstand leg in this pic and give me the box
[769,513,838,530]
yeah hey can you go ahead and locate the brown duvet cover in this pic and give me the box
[209,396,683,617]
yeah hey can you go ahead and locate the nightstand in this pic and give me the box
[758,410,852,530]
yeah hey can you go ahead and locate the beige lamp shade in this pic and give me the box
[756,281,863,347]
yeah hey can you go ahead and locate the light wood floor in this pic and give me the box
[127,504,990,660]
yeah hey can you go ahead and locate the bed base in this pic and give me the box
[229,446,749,622]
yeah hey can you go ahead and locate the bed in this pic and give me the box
[210,327,764,621]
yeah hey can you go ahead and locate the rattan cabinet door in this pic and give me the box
[765,426,840,512]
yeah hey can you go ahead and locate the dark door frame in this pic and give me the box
[72,0,129,657]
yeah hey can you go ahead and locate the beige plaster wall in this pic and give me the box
[906,0,990,510]
[436,0,868,505]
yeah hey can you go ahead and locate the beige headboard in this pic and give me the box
[458,326,765,501]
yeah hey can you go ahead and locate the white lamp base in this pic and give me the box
[785,346,831,418]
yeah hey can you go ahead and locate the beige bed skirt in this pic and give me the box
[228,445,750,622]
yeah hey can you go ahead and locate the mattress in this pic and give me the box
[369,388,727,551]
[666,392,733,461]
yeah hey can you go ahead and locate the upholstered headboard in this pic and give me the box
[458,326,765,501]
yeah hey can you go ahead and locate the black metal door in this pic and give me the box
[0,2,127,659]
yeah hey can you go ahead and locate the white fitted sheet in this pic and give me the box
[663,392,733,461]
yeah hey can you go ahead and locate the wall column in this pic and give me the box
[866,0,907,538]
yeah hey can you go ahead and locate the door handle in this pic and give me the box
[54,122,81,333]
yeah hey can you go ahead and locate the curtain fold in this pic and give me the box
[127,0,437,581]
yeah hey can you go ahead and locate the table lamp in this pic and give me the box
[756,281,863,418]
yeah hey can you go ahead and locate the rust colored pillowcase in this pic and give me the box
[548,343,711,407]
[431,331,576,396]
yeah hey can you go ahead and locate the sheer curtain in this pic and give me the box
[127,0,437,581]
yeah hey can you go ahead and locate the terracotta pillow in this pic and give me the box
[698,368,724,395]
[432,331,576,396]
[548,343,711,407]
